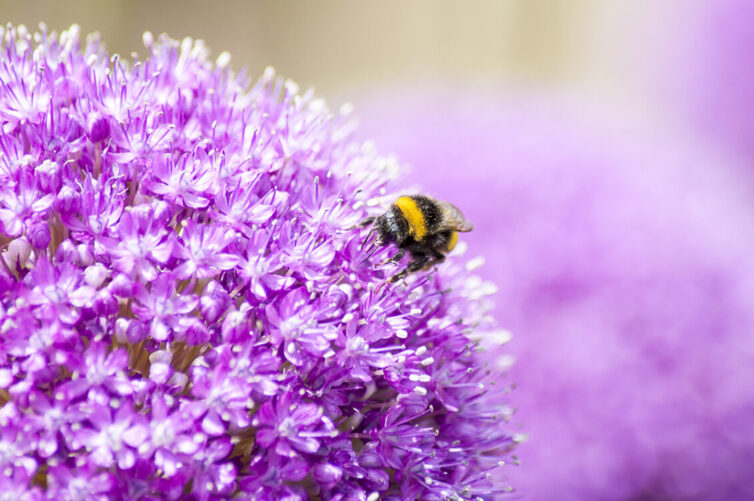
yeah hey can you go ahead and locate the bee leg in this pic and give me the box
[389,255,429,283]
[380,248,406,265]
[424,251,445,270]
[347,216,375,232]
[414,252,446,284]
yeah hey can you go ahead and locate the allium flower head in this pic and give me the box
[0,25,515,499]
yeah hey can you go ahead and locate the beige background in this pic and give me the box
[2,1,673,111]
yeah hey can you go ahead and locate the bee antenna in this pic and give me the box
[361,228,376,251]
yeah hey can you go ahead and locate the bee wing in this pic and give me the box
[438,201,474,232]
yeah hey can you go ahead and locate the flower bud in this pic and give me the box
[87,112,110,143]
[54,185,81,214]
[313,463,343,486]
[27,221,50,250]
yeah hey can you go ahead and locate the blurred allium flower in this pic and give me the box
[356,89,754,500]
[0,25,516,500]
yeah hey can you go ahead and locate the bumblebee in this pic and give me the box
[361,195,473,282]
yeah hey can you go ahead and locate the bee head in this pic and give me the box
[375,208,409,246]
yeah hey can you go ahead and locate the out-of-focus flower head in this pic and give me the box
[355,88,754,500]
[0,25,516,499]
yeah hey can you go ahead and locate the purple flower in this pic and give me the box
[332,320,395,382]
[265,287,338,365]
[108,203,174,282]
[46,464,114,501]
[0,25,514,499]
[210,181,278,232]
[173,219,239,280]
[235,228,293,300]
[61,342,133,398]
[69,402,147,469]
[0,469,42,501]
[131,274,198,342]
[27,390,79,458]
[144,154,215,209]
[134,394,196,477]
[187,436,237,499]
[59,176,125,255]
[187,353,255,434]
[253,392,334,457]
[0,414,37,477]
[24,258,95,325]
[240,453,309,500]
[355,88,754,500]
[0,171,54,237]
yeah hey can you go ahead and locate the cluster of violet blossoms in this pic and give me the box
[0,25,516,500]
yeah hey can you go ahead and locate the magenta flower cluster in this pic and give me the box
[0,24,515,500]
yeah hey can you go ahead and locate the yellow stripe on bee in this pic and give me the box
[395,196,427,241]
[447,231,458,251]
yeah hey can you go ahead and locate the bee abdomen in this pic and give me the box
[446,230,459,251]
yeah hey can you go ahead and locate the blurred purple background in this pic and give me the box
[6,1,754,498]
[355,90,754,500]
